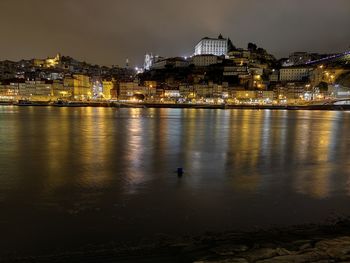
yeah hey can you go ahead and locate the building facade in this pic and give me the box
[151,57,189,69]
[102,80,114,99]
[63,74,91,100]
[144,54,154,71]
[279,67,312,81]
[191,55,219,67]
[194,35,228,56]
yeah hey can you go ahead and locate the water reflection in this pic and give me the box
[124,109,146,193]
[1,107,350,198]
[2,107,350,254]
[77,107,113,188]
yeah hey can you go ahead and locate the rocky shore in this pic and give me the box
[2,219,350,262]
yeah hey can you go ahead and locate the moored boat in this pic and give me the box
[52,100,88,107]
[52,100,69,107]
[66,101,88,107]
[15,100,51,106]
[0,101,14,105]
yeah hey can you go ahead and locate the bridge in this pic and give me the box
[305,50,350,66]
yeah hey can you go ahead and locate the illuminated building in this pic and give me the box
[102,80,114,99]
[91,79,103,98]
[191,54,220,67]
[179,84,195,99]
[117,81,147,100]
[285,83,307,104]
[256,90,274,101]
[64,74,91,100]
[151,57,189,69]
[144,81,157,89]
[52,80,69,99]
[118,82,136,99]
[164,87,180,98]
[269,70,279,82]
[45,53,61,68]
[235,90,256,100]
[194,34,228,56]
[144,81,157,98]
[0,82,21,100]
[73,75,91,99]
[279,67,312,81]
[144,54,154,70]
[228,49,251,60]
[19,80,53,100]
[223,66,249,76]
[33,53,61,68]
[33,59,45,67]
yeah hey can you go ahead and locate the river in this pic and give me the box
[1,106,350,256]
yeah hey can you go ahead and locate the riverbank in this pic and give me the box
[3,219,350,262]
[2,100,350,111]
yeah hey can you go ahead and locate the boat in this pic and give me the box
[52,100,69,107]
[52,100,88,107]
[0,101,14,105]
[15,99,32,106]
[15,100,51,106]
[66,101,88,107]
[117,102,146,108]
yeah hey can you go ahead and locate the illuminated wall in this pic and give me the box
[73,74,92,99]
[102,81,114,99]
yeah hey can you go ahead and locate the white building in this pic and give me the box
[280,67,312,81]
[194,34,228,56]
[144,53,154,71]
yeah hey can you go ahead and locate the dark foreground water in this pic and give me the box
[1,106,350,256]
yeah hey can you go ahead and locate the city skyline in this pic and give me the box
[0,0,349,67]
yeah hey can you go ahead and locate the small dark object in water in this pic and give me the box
[177,168,184,176]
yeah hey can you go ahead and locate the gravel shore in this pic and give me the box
[2,219,350,262]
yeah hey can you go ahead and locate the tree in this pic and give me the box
[318,81,328,91]
[133,94,145,101]
[227,38,236,52]
[257,47,266,54]
[248,42,257,51]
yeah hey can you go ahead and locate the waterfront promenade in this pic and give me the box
[2,100,350,111]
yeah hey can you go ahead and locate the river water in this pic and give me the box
[1,106,350,256]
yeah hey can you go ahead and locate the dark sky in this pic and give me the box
[0,0,349,67]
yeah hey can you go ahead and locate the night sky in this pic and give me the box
[0,0,349,66]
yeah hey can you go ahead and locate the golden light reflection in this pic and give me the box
[292,111,336,199]
[152,108,168,169]
[224,110,346,198]
[4,107,350,202]
[76,107,112,188]
[0,107,21,190]
[44,107,70,190]
[294,111,311,161]
[260,110,272,162]
[179,109,200,171]
[293,166,332,199]
[230,173,261,192]
[124,112,146,194]
[226,110,263,192]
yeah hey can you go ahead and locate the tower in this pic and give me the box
[144,53,154,70]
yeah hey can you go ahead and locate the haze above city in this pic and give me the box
[0,0,349,66]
